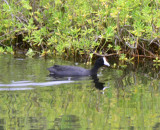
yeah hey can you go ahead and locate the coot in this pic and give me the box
[48,57,110,76]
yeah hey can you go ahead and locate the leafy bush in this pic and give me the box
[0,0,159,61]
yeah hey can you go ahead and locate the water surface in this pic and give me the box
[0,54,159,130]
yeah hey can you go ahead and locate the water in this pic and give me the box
[0,54,159,130]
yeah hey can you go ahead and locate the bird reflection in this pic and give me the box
[91,75,106,90]
[48,74,107,90]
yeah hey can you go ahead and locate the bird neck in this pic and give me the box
[91,64,102,74]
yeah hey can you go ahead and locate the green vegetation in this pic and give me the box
[0,0,160,62]
[153,57,160,68]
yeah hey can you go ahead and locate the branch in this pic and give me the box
[125,41,137,49]
[149,38,160,47]
[138,44,156,57]
[3,0,14,21]
[0,41,7,47]
[93,52,119,57]
[132,54,159,59]
[120,28,137,49]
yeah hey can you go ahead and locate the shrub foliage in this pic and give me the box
[0,0,160,60]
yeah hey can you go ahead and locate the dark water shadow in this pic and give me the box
[153,122,160,130]
[53,115,82,130]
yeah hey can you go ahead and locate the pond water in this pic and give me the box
[0,54,159,130]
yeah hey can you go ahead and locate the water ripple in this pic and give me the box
[0,88,34,91]
[0,81,74,88]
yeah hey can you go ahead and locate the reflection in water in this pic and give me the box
[53,115,81,130]
[91,75,109,90]
[0,55,160,129]
[49,74,107,90]
[0,88,33,91]
[0,80,74,89]
[0,119,4,130]
[153,122,160,130]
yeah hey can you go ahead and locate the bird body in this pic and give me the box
[48,57,110,76]
[48,65,90,76]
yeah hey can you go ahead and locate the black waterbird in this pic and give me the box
[47,57,110,76]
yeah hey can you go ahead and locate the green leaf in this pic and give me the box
[26,48,36,57]
[21,0,32,10]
